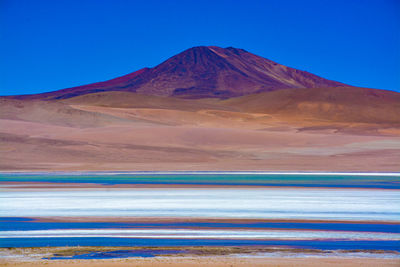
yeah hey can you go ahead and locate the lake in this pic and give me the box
[1,172,399,255]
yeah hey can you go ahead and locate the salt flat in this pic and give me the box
[1,188,399,221]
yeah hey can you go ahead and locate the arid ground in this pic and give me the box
[1,89,400,172]
[2,256,399,267]
[1,246,399,267]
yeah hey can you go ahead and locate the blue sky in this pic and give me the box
[1,0,399,95]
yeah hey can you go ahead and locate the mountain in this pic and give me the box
[1,46,400,172]
[11,46,348,100]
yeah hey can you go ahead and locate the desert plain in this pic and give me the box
[1,88,400,172]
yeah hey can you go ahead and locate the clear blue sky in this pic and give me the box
[1,0,399,95]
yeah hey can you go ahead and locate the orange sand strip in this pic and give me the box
[1,257,399,267]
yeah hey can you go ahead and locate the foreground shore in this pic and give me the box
[1,246,399,267]
[2,256,400,267]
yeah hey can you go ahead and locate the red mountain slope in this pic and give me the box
[12,46,348,100]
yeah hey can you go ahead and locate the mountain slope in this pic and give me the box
[12,46,348,100]
[59,86,400,125]
[223,86,400,124]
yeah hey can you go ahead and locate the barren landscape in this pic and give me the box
[1,46,399,172]
[2,1,400,265]
[1,90,400,172]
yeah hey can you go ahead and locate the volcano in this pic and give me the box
[13,46,348,100]
[1,46,400,172]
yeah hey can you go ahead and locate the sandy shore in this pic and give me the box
[1,257,399,267]
[1,246,399,267]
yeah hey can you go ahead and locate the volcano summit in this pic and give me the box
[14,46,348,100]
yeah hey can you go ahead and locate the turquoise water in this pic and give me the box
[1,172,399,188]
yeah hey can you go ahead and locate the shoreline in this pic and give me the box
[1,171,399,176]
[2,257,400,267]
[1,246,400,267]
[1,245,399,258]
[2,182,400,191]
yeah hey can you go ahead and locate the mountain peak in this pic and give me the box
[12,46,349,100]
[133,45,348,98]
